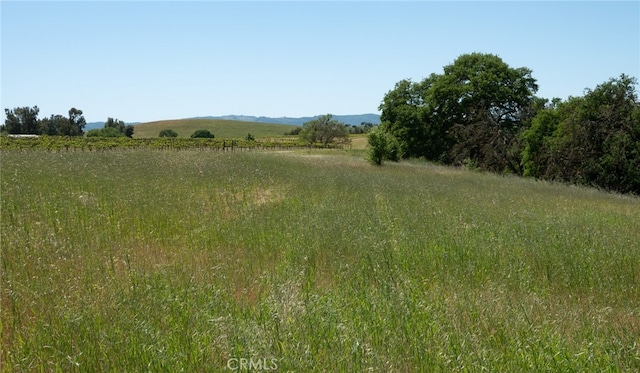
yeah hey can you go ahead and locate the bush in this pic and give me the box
[159,129,178,138]
[367,127,400,165]
[190,129,214,139]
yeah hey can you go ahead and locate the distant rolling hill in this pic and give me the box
[85,122,108,131]
[194,114,381,126]
[132,118,297,139]
[85,121,140,131]
[199,114,380,126]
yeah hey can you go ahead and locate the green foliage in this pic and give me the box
[520,99,563,177]
[2,106,87,136]
[379,79,434,159]
[191,129,214,138]
[379,53,539,171]
[3,106,40,134]
[367,126,400,165]
[521,74,640,194]
[63,107,87,136]
[246,132,255,141]
[38,114,68,136]
[159,129,179,138]
[86,127,127,138]
[299,114,349,147]
[104,117,134,138]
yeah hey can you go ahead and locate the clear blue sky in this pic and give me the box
[2,1,639,123]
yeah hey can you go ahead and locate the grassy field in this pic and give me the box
[349,134,368,150]
[132,118,297,139]
[1,149,639,371]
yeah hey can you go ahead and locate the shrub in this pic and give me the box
[191,129,214,139]
[367,127,400,165]
[159,129,178,138]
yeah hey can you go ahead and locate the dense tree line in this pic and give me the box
[520,75,640,193]
[373,52,640,194]
[2,107,136,139]
[2,106,87,136]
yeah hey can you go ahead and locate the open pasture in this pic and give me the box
[1,149,639,371]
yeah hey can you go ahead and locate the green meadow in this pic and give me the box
[132,118,296,139]
[1,149,639,371]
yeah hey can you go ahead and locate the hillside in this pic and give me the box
[91,114,380,136]
[132,118,296,138]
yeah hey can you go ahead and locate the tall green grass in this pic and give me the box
[1,149,639,371]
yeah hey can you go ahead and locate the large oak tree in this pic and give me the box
[379,53,539,172]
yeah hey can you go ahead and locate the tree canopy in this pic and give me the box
[3,106,41,135]
[379,53,539,171]
[191,129,214,138]
[521,74,640,193]
[65,108,87,136]
[87,117,135,138]
[299,114,349,147]
[159,129,179,138]
[105,117,134,138]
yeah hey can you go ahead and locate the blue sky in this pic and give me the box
[2,1,639,123]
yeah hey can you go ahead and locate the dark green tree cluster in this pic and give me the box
[191,129,214,138]
[374,52,639,194]
[521,75,640,194]
[2,106,86,136]
[159,129,179,138]
[87,118,134,138]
